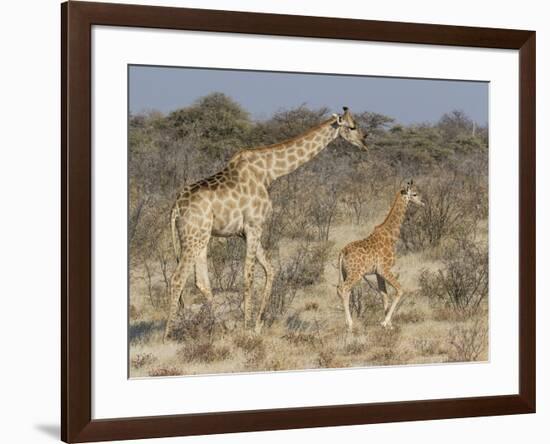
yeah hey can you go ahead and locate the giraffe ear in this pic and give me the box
[332,113,343,125]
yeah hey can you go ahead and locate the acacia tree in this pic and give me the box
[437,109,475,141]
[167,92,253,159]
[358,111,394,136]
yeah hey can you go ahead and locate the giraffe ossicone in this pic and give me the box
[164,107,368,342]
[336,180,424,332]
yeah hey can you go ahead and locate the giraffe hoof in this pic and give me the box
[254,322,264,334]
[380,321,392,329]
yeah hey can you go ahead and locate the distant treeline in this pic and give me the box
[129,92,488,282]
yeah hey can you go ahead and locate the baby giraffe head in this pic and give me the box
[332,107,369,151]
[401,180,424,206]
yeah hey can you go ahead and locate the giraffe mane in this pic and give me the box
[231,116,337,159]
[375,190,405,229]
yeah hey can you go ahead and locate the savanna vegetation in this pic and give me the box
[129,92,489,377]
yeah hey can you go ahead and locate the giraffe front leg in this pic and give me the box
[254,243,274,333]
[243,227,260,330]
[378,269,403,329]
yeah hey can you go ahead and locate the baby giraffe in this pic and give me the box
[337,180,424,331]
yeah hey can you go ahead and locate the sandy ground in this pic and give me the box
[129,219,488,378]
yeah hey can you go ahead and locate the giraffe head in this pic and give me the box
[332,107,368,151]
[401,180,424,206]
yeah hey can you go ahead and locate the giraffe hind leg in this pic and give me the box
[195,245,214,305]
[375,273,390,316]
[378,269,403,329]
[164,225,211,342]
[337,280,356,332]
[164,255,195,342]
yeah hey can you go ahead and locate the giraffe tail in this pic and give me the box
[171,206,181,264]
[337,251,346,285]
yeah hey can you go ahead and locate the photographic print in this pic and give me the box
[128,65,489,378]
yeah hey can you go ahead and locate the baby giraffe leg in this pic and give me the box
[376,273,390,316]
[378,269,403,329]
[337,282,354,332]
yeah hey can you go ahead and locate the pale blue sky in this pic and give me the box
[129,65,488,125]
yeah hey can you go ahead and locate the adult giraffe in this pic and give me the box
[164,107,368,341]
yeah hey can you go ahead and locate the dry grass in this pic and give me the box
[178,341,231,364]
[129,217,489,377]
[148,367,181,377]
[447,317,488,362]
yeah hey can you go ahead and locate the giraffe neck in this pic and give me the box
[256,118,339,183]
[378,192,408,240]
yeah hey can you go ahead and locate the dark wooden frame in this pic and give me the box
[61,1,536,442]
